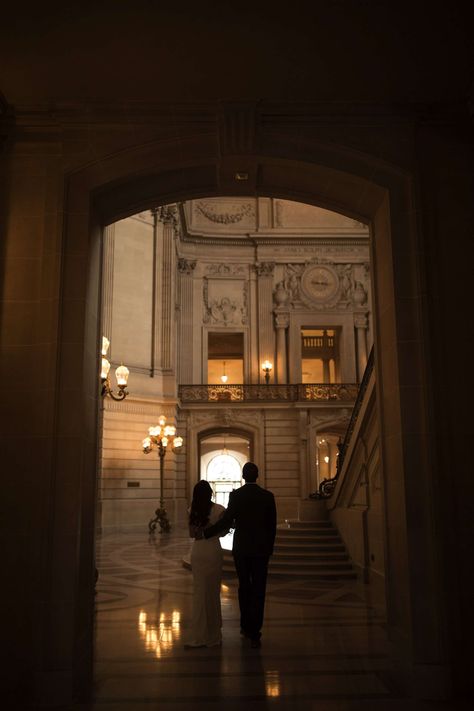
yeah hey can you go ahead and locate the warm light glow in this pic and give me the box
[101,357,111,379]
[115,364,129,386]
[265,671,281,697]
[162,436,168,448]
[142,437,152,451]
[148,426,160,437]
[173,436,183,449]
[164,425,176,437]
[261,360,273,372]
[158,415,166,427]
[324,455,330,463]
[101,336,110,356]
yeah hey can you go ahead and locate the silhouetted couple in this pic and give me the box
[186,462,277,649]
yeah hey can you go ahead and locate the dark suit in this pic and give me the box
[204,482,277,640]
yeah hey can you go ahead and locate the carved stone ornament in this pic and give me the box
[203,280,248,326]
[196,200,255,224]
[177,258,197,274]
[254,262,275,277]
[205,263,247,276]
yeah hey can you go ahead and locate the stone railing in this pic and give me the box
[312,347,375,499]
[179,383,359,403]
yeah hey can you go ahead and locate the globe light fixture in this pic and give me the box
[143,415,184,533]
[220,361,228,384]
[100,336,130,401]
[261,360,273,384]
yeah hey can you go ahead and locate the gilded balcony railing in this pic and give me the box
[179,382,359,403]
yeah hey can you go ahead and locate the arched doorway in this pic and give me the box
[53,121,443,699]
[199,429,252,507]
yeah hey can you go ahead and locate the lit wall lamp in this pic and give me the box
[143,414,184,533]
[261,360,273,384]
[101,336,130,401]
[220,361,228,384]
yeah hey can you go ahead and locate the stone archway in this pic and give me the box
[55,120,441,699]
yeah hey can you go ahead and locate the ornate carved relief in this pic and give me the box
[203,279,248,325]
[196,200,255,225]
[188,409,263,428]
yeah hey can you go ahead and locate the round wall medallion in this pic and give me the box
[301,265,339,303]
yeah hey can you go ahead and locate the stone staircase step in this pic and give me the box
[281,519,334,529]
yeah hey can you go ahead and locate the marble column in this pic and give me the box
[177,258,196,383]
[255,262,275,382]
[354,313,368,381]
[274,311,289,384]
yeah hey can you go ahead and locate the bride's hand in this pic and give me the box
[189,524,204,539]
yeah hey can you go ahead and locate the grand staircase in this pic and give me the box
[222,519,357,580]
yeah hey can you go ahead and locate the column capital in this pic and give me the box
[274,311,289,329]
[254,261,275,277]
[354,313,369,329]
[159,204,178,226]
[177,258,197,275]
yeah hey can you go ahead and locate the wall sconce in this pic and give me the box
[101,336,130,401]
[220,361,228,384]
[261,360,273,384]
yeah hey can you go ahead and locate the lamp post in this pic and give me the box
[261,360,273,384]
[101,336,130,401]
[143,415,183,533]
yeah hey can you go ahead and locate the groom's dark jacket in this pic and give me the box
[204,483,277,557]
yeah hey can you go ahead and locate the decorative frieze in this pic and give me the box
[205,263,247,276]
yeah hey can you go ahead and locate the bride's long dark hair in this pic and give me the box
[189,480,213,527]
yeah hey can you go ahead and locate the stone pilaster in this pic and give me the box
[255,262,275,383]
[159,206,177,371]
[177,258,197,383]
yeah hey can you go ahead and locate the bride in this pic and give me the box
[185,480,228,648]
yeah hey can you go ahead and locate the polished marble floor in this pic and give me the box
[53,530,467,710]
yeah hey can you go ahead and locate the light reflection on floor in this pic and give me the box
[88,529,454,710]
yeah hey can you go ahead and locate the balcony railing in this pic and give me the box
[179,383,359,403]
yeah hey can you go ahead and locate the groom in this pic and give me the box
[199,462,277,648]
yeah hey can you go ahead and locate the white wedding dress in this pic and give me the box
[189,502,226,647]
